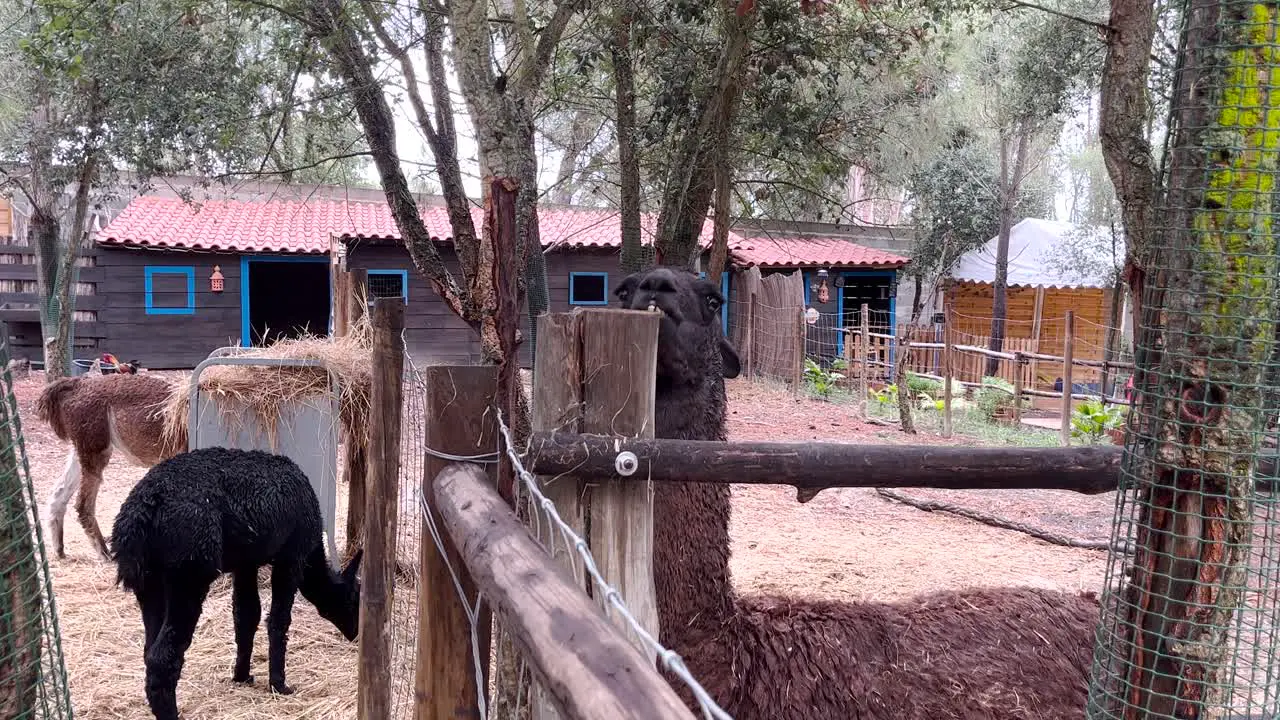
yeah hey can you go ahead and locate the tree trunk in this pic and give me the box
[0,385,42,718]
[653,5,754,268]
[1099,0,1158,339]
[549,111,599,205]
[986,136,1014,378]
[706,154,732,279]
[987,127,1032,377]
[911,274,924,323]
[1103,3,1280,716]
[613,0,648,273]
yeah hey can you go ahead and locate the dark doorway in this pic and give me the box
[247,260,330,346]
[839,273,894,333]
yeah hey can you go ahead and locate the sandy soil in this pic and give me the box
[15,371,1115,719]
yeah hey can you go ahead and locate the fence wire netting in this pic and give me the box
[0,327,73,720]
[1086,1,1280,717]
[388,348,427,719]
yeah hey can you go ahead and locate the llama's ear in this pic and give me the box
[614,274,639,305]
[343,548,363,581]
[719,337,741,379]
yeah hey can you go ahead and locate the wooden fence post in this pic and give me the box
[344,268,370,558]
[942,321,954,438]
[416,365,498,720]
[530,313,586,720]
[579,308,660,662]
[333,268,350,337]
[860,303,871,416]
[745,294,756,379]
[357,298,404,720]
[1013,352,1026,425]
[794,306,806,394]
[1060,310,1075,447]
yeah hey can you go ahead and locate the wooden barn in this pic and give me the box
[724,226,912,374]
[21,196,750,369]
[944,217,1127,393]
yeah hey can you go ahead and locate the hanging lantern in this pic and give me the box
[817,281,830,304]
[210,265,224,293]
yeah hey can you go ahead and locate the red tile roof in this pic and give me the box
[96,196,906,269]
[730,234,909,269]
[96,196,737,254]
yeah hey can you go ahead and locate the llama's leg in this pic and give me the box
[74,448,112,561]
[144,582,210,720]
[265,564,302,695]
[46,449,81,559]
[231,569,261,685]
[137,584,166,656]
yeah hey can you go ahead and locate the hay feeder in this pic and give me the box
[186,346,344,566]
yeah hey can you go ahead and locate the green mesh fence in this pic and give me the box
[1086,1,1280,718]
[0,323,73,719]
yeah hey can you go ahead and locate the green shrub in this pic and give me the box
[803,357,845,398]
[1070,399,1126,443]
[976,376,1017,422]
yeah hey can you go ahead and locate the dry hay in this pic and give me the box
[160,316,374,453]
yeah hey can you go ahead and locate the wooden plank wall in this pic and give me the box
[96,246,245,368]
[944,281,1112,388]
[344,242,676,369]
[0,236,104,362]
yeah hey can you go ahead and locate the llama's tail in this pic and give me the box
[34,376,81,442]
[110,485,160,591]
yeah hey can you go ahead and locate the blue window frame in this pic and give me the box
[568,272,609,305]
[240,255,332,346]
[144,266,196,315]
[368,269,409,304]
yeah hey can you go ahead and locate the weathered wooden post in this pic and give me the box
[943,321,955,438]
[1060,310,1075,447]
[860,303,871,416]
[530,312,587,720]
[793,306,806,394]
[344,267,370,557]
[415,365,498,720]
[579,308,661,661]
[1013,352,1026,425]
[745,294,756,379]
[357,298,404,720]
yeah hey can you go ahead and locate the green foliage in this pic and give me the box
[904,128,1052,280]
[804,356,846,397]
[871,383,899,408]
[3,0,367,189]
[975,375,1017,422]
[1070,399,1126,443]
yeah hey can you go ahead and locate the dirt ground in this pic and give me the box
[15,371,1115,719]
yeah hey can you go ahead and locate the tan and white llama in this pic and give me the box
[35,373,186,560]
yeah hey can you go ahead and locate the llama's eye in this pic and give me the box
[617,290,630,302]
[706,296,721,311]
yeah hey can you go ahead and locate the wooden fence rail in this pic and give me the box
[526,433,1125,500]
[432,462,698,720]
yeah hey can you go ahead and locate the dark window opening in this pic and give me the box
[248,261,330,346]
[569,273,608,305]
[368,271,407,303]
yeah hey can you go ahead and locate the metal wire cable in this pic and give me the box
[494,412,735,720]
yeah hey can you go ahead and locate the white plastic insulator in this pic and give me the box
[615,450,640,477]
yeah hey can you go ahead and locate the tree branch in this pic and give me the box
[512,0,582,98]
[1000,0,1111,33]
[308,0,477,327]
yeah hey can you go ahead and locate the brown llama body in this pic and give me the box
[615,267,1100,720]
[36,373,185,560]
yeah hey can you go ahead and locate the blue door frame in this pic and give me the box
[240,255,333,346]
[835,270,897,362]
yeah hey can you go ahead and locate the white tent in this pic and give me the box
[950,218,1122,289]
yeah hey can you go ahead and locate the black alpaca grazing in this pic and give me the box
[111,447,362,720]
[615,267,1100,720]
